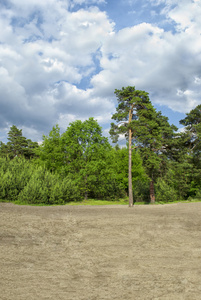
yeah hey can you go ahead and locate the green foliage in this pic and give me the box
[110,86,152,143]
[180,104,201,127]
[155,178,178,203]
[110,86,177,204]
[0,142,8,158]
[1,102,201,205]
[136,110,177,179]
[18,168,82,205]
[177,105,201,198]
[195,190,201,200]
[0,125,38,159]
[61,118,114,199]
[108,146,149,200]
[0,157,34,201]
[110,86,154,206]
[65,199,129,206]
[133,180,150,203]
[36,124,64,171]
[7,125,28,158]
[0,157,82,204]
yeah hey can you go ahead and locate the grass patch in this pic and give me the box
[1,198,201,206]
[1,198,130,206]
[66,198,201,206]
[66,198,129,206]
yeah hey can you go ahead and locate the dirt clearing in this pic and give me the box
[1,202,201,299]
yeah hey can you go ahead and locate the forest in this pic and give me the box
[0,86,201,205]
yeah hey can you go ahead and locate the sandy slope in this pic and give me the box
[1,202,201,299]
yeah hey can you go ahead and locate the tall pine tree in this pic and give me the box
[110,86,153,206]
[110,86,176,205]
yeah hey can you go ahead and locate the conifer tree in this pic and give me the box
[110,86,153,206]
[110,86,176,205]
[0,125,38,159]
[0,142,8,158]
[179,104,201,153]
[178,105,201,197]
[7,125,28,158]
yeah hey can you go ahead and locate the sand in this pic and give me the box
[1,202,201,299]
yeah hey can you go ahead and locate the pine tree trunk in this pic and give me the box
[128,105,134,207]
[84,175,88,200]
[128,127,133,207]
[150,180,155,203]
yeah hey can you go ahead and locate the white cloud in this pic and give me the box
[53,81,115,122]
[194,77,201,85]
[0,1,115,140]
[91,1,201,112]
[71,0,106,5]
[0,0,201,142]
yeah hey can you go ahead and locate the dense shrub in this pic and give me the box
[155,178,178,202]
[0,157,82,204]
[0,157,34,201]
[90,177,126,200]
[18,168,82,205]
[49,176,82,204]
[133,180,150,203]
[195,190,201,199]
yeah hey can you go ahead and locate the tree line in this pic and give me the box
[0,86,201,205]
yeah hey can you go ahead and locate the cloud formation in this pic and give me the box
[0,0,201,141]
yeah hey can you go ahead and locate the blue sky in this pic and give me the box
[0,0,201,143]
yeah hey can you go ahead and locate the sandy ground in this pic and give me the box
[1,202,201,300]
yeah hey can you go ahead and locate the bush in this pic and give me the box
[18,167,82,205]
[155,178,178,202]
[0,157,34,201]
[0,157,83,205]
[93,179,126,200]
[133,180,150,203]
[49,176,82,204]
[195,190,201,199]
[18,168,53,204]
[188,189,201,201]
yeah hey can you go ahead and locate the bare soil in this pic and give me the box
[1,202,201,299]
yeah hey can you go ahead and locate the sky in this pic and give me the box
[0,0,201,143]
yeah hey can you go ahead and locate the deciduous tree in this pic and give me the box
[62,118,111,199]
[37,124,64,171]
